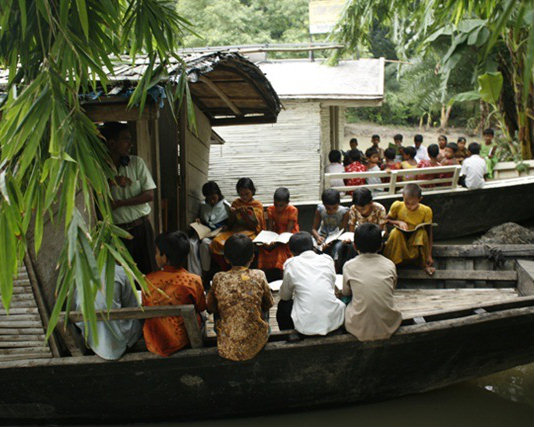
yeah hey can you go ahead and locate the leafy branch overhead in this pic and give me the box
[0,0,195,341]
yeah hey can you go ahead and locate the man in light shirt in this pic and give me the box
[414,134,429,162]
[460,142,487,189]
[277,232,345,336]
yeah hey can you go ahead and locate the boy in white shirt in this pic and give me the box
[277,232,345,335]
[325,150,345,189]
[460,142,487,189]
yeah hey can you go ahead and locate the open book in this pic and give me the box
[189,222,223,240]
[393,222,437,233]
[314,229,354,250]
[253,230,293,245]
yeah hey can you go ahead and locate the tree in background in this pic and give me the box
[0,0,195,338]
[332,0,534,159]
[177,0,309,47]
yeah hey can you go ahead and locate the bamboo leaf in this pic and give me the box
[75,0,90,40]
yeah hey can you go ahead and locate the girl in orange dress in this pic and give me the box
[210,178,265,258]
[258,187,299,281]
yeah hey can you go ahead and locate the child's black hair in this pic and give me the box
[202,181,224,199]
[224,233,254,267]
[384,147,397,160]
[427,144,439,158]
[403,146,417,159]
[348,149,361,163]
[439,134,448,143]
[352,187,373,207]
[321,188,340,206]
[393,134,403,142]
[483,128,494,136]
[446,142,458,152]
[155,231,190,268]
[457,136,467,144]
[414,134,423,143]
[100,122,129,142]
[354,223,382,254]
[236,177,256,195]
[328,149,342,164]
[288,232,314,256]
[468,142,481,155]
[365,147,379,158]
[343,154,352,167]
[349,138,358,146]
[371,134,380,141]
[403,183,422,199]
[274,187,290,203]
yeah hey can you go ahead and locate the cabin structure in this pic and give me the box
[0,51,281,358]
[208,58,385,205]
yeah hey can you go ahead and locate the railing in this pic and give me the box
[325,165,462,195]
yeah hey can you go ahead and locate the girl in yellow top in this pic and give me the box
[383,183,435,275]
[400,146,418,181]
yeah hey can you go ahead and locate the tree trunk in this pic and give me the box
[439,104,452,132]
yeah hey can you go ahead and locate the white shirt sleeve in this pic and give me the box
[279,266,295,301]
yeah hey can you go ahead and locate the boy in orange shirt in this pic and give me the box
[143,231,207,357]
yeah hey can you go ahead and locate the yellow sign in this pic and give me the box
[309,0,346,34]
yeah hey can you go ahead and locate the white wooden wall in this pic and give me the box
[208,100,322,205]
[185,105,212,223]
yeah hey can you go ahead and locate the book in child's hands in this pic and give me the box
[253,230,293,245]
[189,222,223,240]
[393,222,437,233]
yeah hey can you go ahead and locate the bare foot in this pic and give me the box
[424,265,436,276]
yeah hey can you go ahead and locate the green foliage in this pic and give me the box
[177,0,309,47]
[0,0,195,340]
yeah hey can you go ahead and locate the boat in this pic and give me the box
[314,161,534,239]
[0,244,532,424]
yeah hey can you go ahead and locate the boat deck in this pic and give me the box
[205,287,521,337]
[0,267,52,362]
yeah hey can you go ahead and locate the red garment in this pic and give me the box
[344,162,367,187]
[380,162,402,183]
[416,159,440,187]
[439,158,459,183]
[143,266,207,357]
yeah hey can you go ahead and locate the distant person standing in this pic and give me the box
[390,133,403,162]
[413,134,429,162]
[344,138,364,160]
[481,128,497,178]
[102,121,157,274]
[371,134,384,161]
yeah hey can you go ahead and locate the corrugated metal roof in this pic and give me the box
[258,58,385,100]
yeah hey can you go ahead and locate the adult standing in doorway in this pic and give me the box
[102,122,158,274]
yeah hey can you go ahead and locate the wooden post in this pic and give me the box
[450,166,461,189]
[389,171,398,195]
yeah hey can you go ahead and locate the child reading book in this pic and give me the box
[383,184,435,275]
[207,234,274,361]
[258,187,299,281]
[343,223,401,341]
[277,232,345,335]
[311,189,349,266]
[188,181,231,277]
[210,178,265,267]
[143,231,207,357]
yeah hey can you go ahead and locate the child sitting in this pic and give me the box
[207,234,274,361]
[455,137,469,163]
[371,134,384,160]
[384,184,435,275]
[400,146,418,180]
[437,134,448,161]
[481,128,497,178]
[414,134,429,162]
[441,142,460,166]
[342,223,402,341]
[381,147,402,185]
[143,231,207,357]
[258,187,299,281]
[344,149,368,189]
[188,181,231,277]
[365,147,382,193]
[416,143,441,186]
[311,189,349,265]
[460,142,487,189]
[277,232,345,335]
[210,177,265,264]
[325,149,345,189]
[389,133,403,162]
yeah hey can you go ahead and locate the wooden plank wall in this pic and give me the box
[209,100,322,205]
[185,105,212,224]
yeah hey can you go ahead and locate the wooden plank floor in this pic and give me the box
[205,288,520,338]
[0,267,52,362]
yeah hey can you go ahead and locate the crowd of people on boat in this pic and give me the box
[77,120,447,364]
[326,129,497,191]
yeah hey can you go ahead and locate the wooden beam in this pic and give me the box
[398,269,517,281]
[83,103,159,122]
[198,76,242,116]
[210,115,277,126]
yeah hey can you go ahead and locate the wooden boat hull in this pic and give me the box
[297,178,534,239]
[0,303,532,424]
